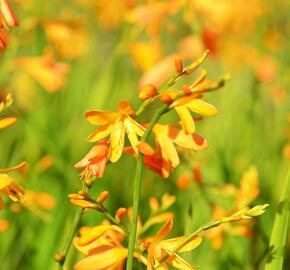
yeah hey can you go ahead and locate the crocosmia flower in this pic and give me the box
[75,140,109,178]
[153,124,207,169]
[85,101,145,162]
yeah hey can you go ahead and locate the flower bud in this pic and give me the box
[182,84,191,95]
[139,84,157,100]
[175,56,183,73]
[54,252,65,264]
[97,190,109,203]
[160,94,173,104]
[116,207,127,219]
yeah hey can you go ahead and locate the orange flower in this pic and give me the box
[74,224,128,270]
[146,219,202,270]
[75,141,109,178]
[15,54,70,92]
[153,124,208,169]
[124,144,173,178]
[85,101,145,163]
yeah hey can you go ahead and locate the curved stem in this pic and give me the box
[126,104,169,270]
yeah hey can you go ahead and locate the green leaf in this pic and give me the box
[265,166,290,270]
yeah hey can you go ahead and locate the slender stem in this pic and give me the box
[58,208,84,267]
[126,104,169,270]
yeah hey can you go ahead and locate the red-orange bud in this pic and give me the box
[97,190,109,203]
[175,56,183,73]
[160,94,173,104]
[182,84,191,95]
[139,84,157,100]
[116,207,127,219]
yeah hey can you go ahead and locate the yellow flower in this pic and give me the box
[146,219,202,270]
[15,54,70,93]
[0,174,24,202]
[171,94,218,134]
[74,224,128,270]
[153,124,208,169]
[0,92,16,129]
[85,101,145,163]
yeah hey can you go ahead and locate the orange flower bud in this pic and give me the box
[97,190,109,203]
[68,193,85,200]
[175,56,183,73]
[160,94,173,104]
[116,207,127,219]
[54,252,65,263]
[182,84,191,95]
[137,142,154,156]
[193,165,202,184]
[176,173,191,190]
[139,84,157,100]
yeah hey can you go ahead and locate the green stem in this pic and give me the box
[126,104,169,270]
[57,208,84,267]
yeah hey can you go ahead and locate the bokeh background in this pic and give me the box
[0,0,289,269]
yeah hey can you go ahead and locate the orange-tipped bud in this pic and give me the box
[176,173,191,190]
[97,190,109,203]
[182,84,191,95]
[160,94,173,104]
[116,207,127,219]
[193,165,202,184]
[139,84,157,100]
[138,142,154,156]
[175,56,183,73]
[68,193,85,200]
[54,252,65,264]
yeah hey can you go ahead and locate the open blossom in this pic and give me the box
[145,219,202,270]
[74,224,128,270]
[171,94,217,134]
[15,54,70,92]
[85,101,145,163]
[0,174,24,202]
[75,140,109,178]
[153,124,208,169]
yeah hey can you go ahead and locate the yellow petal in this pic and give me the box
[169,127,208,151]
[109,118,125,163]
[85,111,118,125]
[169,254,195,270]
[87,124,114,142]
[150,219,173,247]
[0,117,16,129]
[126,117,145,137]
[145,213,175,229]
[185,99,217,116]
[124,118,140,153]
[175,106,195,134]
[0,174,13,189]
[74,247,127,270]
[78,225,125,246]
[161,235,202,253]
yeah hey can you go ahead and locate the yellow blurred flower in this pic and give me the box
[0,92,16,129]
[43,20,88,59]
[0,174,24,202]
[85,101,145,162]
[15,54,70,93]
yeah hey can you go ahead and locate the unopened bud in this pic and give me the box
[182,84,191,95]
[116,207,127,219]
[97,191,109,203]
[160,94,173,104]
[84,177,93,187]
[139,84,157,100]
[68,193,85,200]
[175,56,183,73]
[54,252,65,264]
